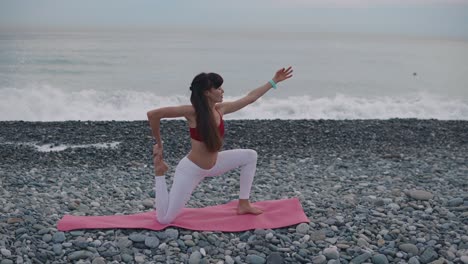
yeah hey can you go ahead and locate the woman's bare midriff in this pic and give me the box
[187,139,219,170]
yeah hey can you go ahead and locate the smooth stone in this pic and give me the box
[134,255,145,263]
[1,260,13,264]
[144,237,160,248]
[68,250,94,261]
[237,242,247,249]
[1,248,12,257]
[92,257,106,264]
[357,238,369,247]
[142,199,154,208]
[185,240,196,247]
[266,252,284,264]
[372,254,389,264]
[420,247,438,263]
[323,247,340,259]
[225,255,235,264]
[7,218,23,224]
[350,252,371,264]
[408,190,434,201]
[129,233,147,242]
[388,203,400,210]
[52,244,63,255]
[70,231,84,236]
[310,231,326,241]
[52,232,66,243]
[189,251,202,264]
[399,243,419,255]
[117,237,132,249]
[38,228,50,235]
[42,234,52,243]
[121,254,133,263]
[408,256,420,264]
[165,228,179,240]
[448,198,463,207]
[296,223,310,234]
[312,255,327,264]
[460,256,468,264]
[246,254,266,264]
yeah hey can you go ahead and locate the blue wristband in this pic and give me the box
[269,79,277,89]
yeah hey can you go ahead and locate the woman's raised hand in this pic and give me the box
[272,66,293,83]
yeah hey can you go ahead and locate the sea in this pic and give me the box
[1,27,467,121]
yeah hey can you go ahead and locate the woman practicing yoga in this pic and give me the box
[147,66,293,224]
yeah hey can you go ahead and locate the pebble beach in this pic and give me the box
[0,119,467,264]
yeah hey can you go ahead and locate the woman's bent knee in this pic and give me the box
[245,149,257,161]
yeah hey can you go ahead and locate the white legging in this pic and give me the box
[154,149,258,224]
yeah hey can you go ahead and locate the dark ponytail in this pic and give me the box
[190,72,224,152]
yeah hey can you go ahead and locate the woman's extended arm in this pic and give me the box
[219,66,293,115]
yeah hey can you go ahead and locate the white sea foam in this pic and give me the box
[0,141,121,152]
[1,85,467,121]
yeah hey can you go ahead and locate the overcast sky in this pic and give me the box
[1,0,468,37]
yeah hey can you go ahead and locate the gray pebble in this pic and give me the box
[1,248,12,258]
[266,252,283,264]
[448,198,463,207]
[68,250,94,261]
[357,238,369,247]
[129,233,147,242]
[399,243,419,255]
[134,254,145,263]
[323,247,339,259]
[52,244,63,255]
[408,256,420,264]
[350,252,371,264]
[145,236,160,248]
[372,254,389,264]
[296,223,310,234]
[460,256,468,264]
[312,255,327,264]
[121,253,133,263]
[408,190,434,201]
[62,242,73,248]
[189,251,202,264]
[70,231,84,236]
[117,237,132,249]
[420,247,438,263]
[165,228,179,240]
[1,260,13,264]
[52,232,66,243]
[92,257,106,264]
[42,234,52,243]
[246,254,266,264]
[225,255,235,264]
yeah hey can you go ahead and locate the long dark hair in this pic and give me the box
[190,72,224,152]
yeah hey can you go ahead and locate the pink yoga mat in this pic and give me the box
[58,198,309,232]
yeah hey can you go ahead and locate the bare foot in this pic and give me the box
[237,204,263,215]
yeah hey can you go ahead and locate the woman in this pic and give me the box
[147,66,293,224]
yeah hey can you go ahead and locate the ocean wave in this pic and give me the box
[1,85,467,121]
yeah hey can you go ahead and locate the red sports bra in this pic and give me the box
[189,110,225,141]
